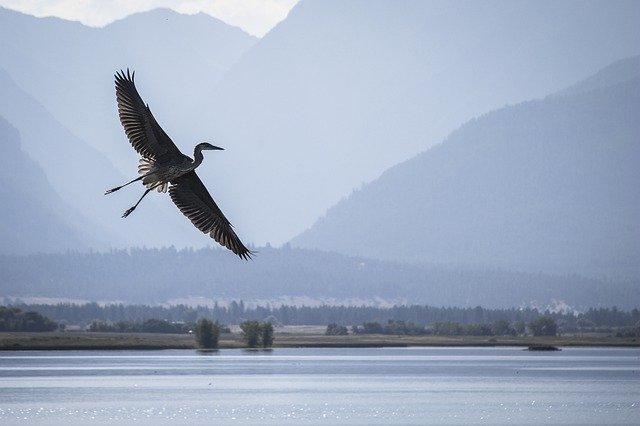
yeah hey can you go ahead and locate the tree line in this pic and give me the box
[342,317,560,337]
[1,246,634,309]
[88,319,202,334]
[0,306,57,331]
[6,302,639,332]
[2,304,639,338]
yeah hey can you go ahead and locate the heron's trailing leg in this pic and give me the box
[105,175,144,195]
[122,183,162,218]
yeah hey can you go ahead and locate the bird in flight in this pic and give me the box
[105,69,253,260]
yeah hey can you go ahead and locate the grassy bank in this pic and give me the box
[0,330,637,350]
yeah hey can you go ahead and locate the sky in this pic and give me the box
[0,0,299,37]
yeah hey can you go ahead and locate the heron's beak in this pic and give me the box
[210,145,224,151]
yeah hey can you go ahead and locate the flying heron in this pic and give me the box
[105,69,254,260]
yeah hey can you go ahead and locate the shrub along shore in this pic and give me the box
[2,305,637,350]
[0,330,637,351]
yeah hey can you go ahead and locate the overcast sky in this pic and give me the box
[0,0,299,37]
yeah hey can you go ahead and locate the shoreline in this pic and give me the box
[0,331,637,351]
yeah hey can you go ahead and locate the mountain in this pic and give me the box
[0,67,214,249]
[199,0,640,244]
[0,115,91,253]
[292,57,640,279]
[0,8,258,251]
[2,2,639,251]
[0,68,123,247]
[0,247,636,309]
[0,7,257,170]
[0,65,189,249]
[555,55,640,98]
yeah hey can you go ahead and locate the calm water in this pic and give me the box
[0,346,638,425]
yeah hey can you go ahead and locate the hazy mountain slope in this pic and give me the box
[555,55,640,98]
[1,247,636,309]
[292,59,640,278]
[0,7,257,171]
[199,0,640,244]
[0,69,123,247]
[0,8,257,251]
[0,116,91,253]
[0,68,207,249]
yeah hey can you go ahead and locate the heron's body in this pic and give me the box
[138,147,201,191]
[106,70,253,260]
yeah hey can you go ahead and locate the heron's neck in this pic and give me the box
[192,146,205,168]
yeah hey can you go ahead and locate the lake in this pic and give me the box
[0,347,638,424]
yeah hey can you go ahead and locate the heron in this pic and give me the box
[105,69,254,260]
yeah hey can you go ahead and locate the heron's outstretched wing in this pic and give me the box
[169,171,254,260]
[115,69,184,161]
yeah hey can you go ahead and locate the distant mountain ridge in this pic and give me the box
[0,67,193,249]
[0,115,91,253]
[1,246,636,309]
[1,2,639,253]
[199,0,640,244]
[292,57,640,279]
[554,56,640,98]
[0,6,257,167]
[0,7,258,250]
[0,68,120,248]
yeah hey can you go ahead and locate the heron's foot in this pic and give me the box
[105,186,121,195]
[122,206,136,218]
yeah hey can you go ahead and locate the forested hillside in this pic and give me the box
[202,0,640,243]
[1,247,636,309]
[293,58,640,278]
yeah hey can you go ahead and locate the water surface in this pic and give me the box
[1,346,638,424]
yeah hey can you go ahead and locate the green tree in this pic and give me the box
[361,322,384,334]
[0,307,57,332]
[528,316,558,336]
[576,317,595,335]
[513,321,526,335]
[240,320,261,348]
[614,326,640,338]
[142,319,175,333]
[432,321,463,336]
[326,323,349,335]
[491,319,515,336]
[195,319,220,349]
[260,322,275,348]
[463,323,492,336]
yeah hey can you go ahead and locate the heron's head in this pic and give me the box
[198,142,224,151]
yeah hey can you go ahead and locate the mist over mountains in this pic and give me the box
[0,6,257,249]
[0,116,91,253]
[2,1,639,250]
[0,1,639,307]
[293,57,640,279]
[202,0,640,243]
[0,68,122,248]
[2,246,637,309]
[0,6,256,165]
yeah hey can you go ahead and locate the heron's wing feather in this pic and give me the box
[115,69,184,161]
[169,171,253,260]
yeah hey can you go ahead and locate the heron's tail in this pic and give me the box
[138,158,168,193]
